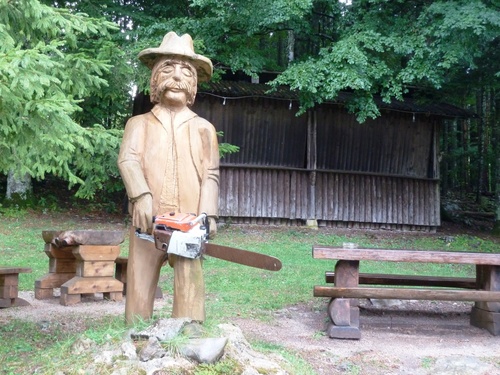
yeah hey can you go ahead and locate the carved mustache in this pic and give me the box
[158,79,192,94]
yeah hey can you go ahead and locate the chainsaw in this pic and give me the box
[135,212,282,272]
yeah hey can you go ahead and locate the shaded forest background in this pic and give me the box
[0,0,499,232]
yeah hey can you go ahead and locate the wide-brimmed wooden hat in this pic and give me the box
[138,32,213,82]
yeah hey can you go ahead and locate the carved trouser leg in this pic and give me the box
[125,227,165,325]
[171,255,205,322]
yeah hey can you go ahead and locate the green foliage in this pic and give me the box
[217,131,240,158]
[82,316,126,344]
[0,0,124,198]
[71,125,123,198]
[2,0,499,200]
[272,0,500,121]
[194,358,242,374]
[252,340,317,374]
[122,0,498,124]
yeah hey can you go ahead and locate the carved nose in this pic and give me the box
[172,66,182,81]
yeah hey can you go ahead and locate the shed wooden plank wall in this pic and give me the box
[194,94,441,230]
[219,167,311,220]
[218,167,439,229]
[194,94,307,167]
[313,172,439,226]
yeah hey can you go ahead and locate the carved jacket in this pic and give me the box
[118,104,220,218]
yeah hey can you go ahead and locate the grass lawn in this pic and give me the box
[0,208,498,374]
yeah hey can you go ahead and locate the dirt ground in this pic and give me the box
[2,220,500,374]
[232,299,500,375]
[3,290,499,375]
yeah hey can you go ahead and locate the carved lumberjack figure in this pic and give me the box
[118,32,219,324]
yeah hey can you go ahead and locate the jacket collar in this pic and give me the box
[151,104,197,129]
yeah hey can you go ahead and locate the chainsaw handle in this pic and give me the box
[204,215,210,239]
[190,213,207,227]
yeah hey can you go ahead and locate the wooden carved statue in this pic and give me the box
[118,32,219,324]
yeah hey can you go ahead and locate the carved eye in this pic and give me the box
[181,67,193,77]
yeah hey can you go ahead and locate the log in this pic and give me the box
[60,276,123,295]
[325,272,477,289]
[313,246,500,265]
[0,267,32,275]
[72,245,120,261]
[314,286,500,302]
[42,230,125,247]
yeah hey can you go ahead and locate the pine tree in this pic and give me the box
[0,0,121,199]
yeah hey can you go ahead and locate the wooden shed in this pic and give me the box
[133,81,472,231]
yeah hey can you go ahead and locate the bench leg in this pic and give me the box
[471,265,500,335]
[0,273,31,308]
[327,260,361,339]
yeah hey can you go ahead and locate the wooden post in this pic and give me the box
[307,109,317,225]
[326,259,361,339]
[0,267,32,308]
[471,265,500,335]
[35,242,77,299]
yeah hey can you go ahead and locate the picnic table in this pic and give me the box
[313,245,500,339]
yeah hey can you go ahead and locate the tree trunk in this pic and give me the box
[287,30,295,63]
[476,88,485,203]
[6,170,32,201]
[492,90,500,236]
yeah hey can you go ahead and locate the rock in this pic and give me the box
[110,368,130,375]
[180,337,228,364]
[241,368,260,375]
[432,356,496,375]
[133,317,192,341]
[369,298,403,308]
[111,360,146,375]
[71,337,95,355]
[218,323,288,374]
[139,356,193,375]
[121,341,138,360]
[139,337,167,362]
[94,349,121,365]
[182,321,205,338]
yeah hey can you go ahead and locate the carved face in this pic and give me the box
[150,58,198,107]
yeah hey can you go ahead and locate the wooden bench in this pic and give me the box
[0,267,32,308]
[36,230,125,305]
[313,245,500,339]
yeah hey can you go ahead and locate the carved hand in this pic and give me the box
[132,193,153,233]
[208,216,217,238]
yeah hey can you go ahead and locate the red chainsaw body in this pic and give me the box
[154,212,199,232]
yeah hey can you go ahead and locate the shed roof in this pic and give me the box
[198,81,475,119]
